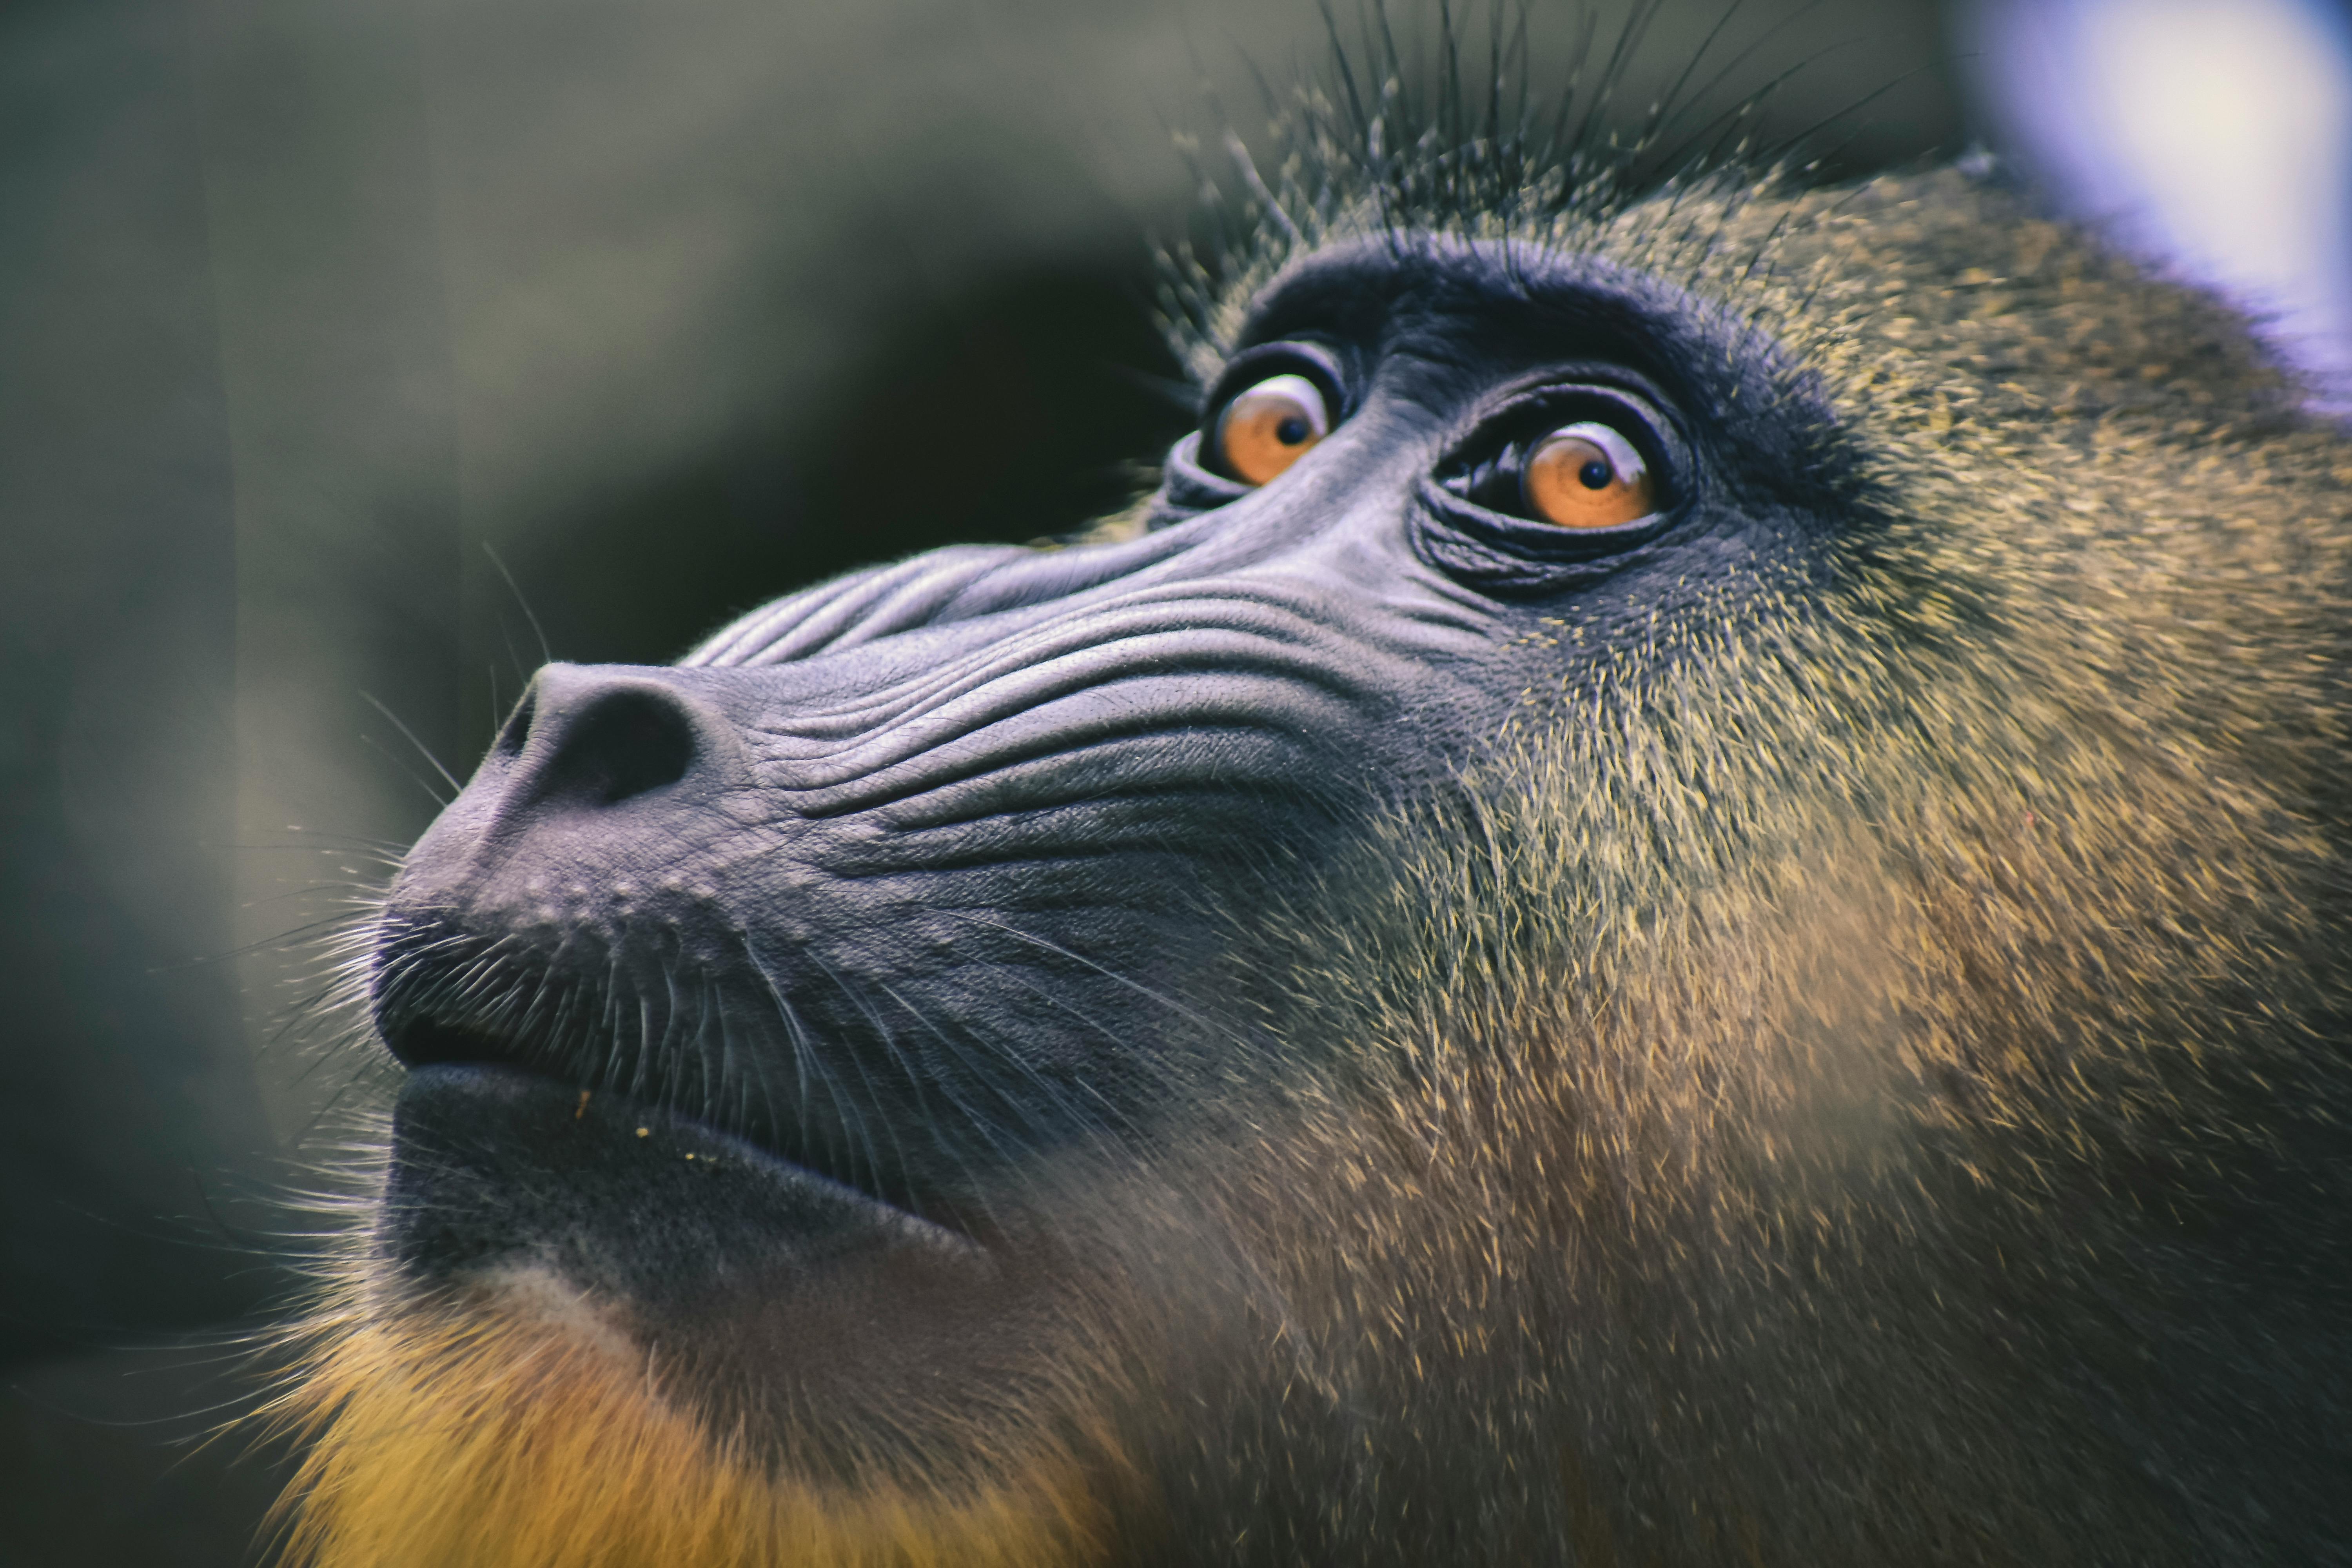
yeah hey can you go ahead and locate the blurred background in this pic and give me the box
[0,0,2342,1561]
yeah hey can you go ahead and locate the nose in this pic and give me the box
[493,666,706,811]
[374,666,743,1045]
[385,664,742,949]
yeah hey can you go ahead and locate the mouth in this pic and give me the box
[372,1058,1066,1475]
[385,982,978,1201]
[379,1053,987,1317]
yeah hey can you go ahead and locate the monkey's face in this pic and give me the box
[327,229,1829,1554]
[291,174,2352,1566]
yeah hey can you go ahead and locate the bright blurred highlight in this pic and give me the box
[1964,0,2352,388]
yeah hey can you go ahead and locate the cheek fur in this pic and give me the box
[264,1268,1124,1568]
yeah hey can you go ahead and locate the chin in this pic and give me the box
[274,1066,1149,1568]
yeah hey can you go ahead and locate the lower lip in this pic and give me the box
[379,1064,984,1307]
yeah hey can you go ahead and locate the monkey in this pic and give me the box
[258,57,2352,1568]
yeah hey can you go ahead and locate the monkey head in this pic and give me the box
[272,160,2352,1568]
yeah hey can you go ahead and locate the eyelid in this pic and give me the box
[1437,380,1680,493]
[1412,472,1672,593]
[1203,341,1351,425]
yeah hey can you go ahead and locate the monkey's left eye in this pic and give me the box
[1521,422,1656,528]
[1434,386,1679,533]
[1214,374,1330,486]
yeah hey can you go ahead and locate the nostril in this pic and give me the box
[532,686,697,806]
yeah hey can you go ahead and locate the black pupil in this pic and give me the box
[1578,458,1613,490]
[1276,416,1310,446]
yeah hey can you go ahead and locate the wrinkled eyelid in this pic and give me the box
[1514,384,1677,473]
[1205,339,1352,420]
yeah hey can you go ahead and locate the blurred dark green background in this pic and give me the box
[0,2,1961,1561]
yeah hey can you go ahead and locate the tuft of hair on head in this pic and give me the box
[1155,0,1930,388]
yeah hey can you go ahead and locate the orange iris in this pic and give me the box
[1215,374,1330,486]
[1521,421,1656,528]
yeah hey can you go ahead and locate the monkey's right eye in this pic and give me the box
[1214,374,1330,486]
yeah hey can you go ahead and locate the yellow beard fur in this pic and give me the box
[265,1269,1119,1568]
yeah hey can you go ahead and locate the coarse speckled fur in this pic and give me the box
[262,79,2352,1568]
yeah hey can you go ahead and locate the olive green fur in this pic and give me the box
[1127,165,2352,1564]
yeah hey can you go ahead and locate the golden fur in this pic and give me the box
[265,1265,1122,1568]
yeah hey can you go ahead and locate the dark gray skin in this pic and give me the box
[373,235,1826,1239]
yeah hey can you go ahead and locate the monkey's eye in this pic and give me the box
[1214,374,1330,486]
[1521,421,1656,528]
[1423,387,1681,582]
